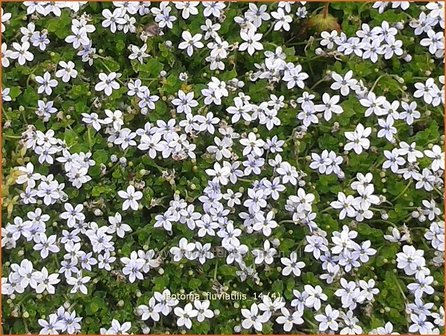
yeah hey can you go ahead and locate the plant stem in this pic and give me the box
[323,3,329,18]
[3,134,22,139]
[87,127,93,150]
[391,180,412,202]
[213,259,219,280]
[310,77,328,90]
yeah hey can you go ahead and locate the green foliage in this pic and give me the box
[1,1,444,335]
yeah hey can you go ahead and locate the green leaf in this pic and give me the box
[189,278,202,289]
[64,129,79,147]
[93,149,109,165]
[219,265,237,277]
[137,58,164,77]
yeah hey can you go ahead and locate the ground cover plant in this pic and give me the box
[1,1,445,334]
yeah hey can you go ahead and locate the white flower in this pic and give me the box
[320,31,338,49]
[396,245,425,275]
[118,185,143,211]
[240,132,265,156]
[175,2,199,19]
[202,1,226,18]
[102,109,124,131]
[360,92,386,117]
[420,30,444,54]
[56,61,78,82]
[178,31,204,56]
[65,26,89,48]
[415,168,436,191]
[377,115,397,142]
[35,72,58,95]
[384,227,410,243]
[138,133,163,159]
[120,251,145,283]
[407,272,434,299]
[34,267,60,294]
[1,8,11,32]
[304,285,327,310]
[1,43,14,68]
[154,289,179,316]
[344,123,372,154]
[424,145,445,171]
[38,314,64,334]
[331,70,357,96]
[252,240,277,264]
[363,39,382,63]
[276,307,303,332]
[171,90,198,114]
[105,320,131,335]
[398,141,423,163]
[174,303,198,329]
[129,44,149,63]
[283,64,308,89]
[245,3,270,27]
[382,148,405,173]
[239,29,263,55]
[33,233,60,259]
[205,162,231,185]
[31,31,49,51]
[277,162,299,185]
[153,5,177,29]
[271,9,292,31]
[60,203,85,227]
[82,113,102,131]
[170,237,195,261]
[281,251,305,276]
[108,212,132,238]
[154,210,178,231]
[400,101,420,125]
[201,19,221,39]
[137,297,160,322]
[194,300,214,322]
[253,210,278,236]
[241,303,269,331]
[66,272,91,294]
[409,313,435,334]
[102,8,126,33]
[95,72,121,96]
[16,162,41,187]
[414,78,437,105]
[11,42,34,65]
[315,304,340,331]
[114,128,137,150]
[314,93,343,121]
[218,222,241,245]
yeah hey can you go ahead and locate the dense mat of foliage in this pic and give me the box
[1,1,445,334]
